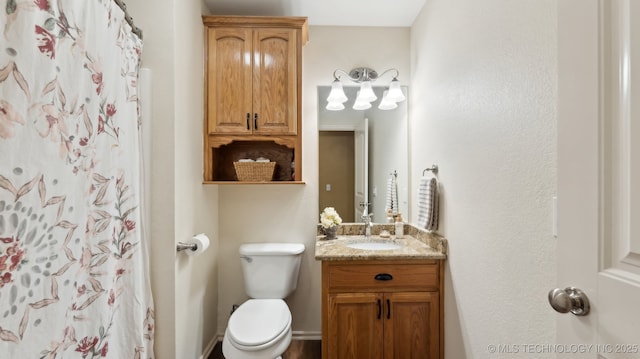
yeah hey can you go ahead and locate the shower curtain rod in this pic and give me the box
[113,0,143,39]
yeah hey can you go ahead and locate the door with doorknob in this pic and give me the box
[557,0,640,355]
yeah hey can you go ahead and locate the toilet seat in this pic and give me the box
[228,299,291,351]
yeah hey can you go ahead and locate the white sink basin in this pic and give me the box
[346,241,403,251]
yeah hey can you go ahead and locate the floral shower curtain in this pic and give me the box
[0,1,154,357]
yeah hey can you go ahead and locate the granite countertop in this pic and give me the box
[315,223,448,261]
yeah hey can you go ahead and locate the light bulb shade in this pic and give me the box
[353,101,372,110]
[357,81,377,103]
[326,101,345,111]
[327,80,348,103]
[386,79,406,102]
[378,91,398,110]
[353,92,372,110]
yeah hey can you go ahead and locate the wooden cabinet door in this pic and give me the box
[252,28,297,135]
[327,293,384,359]
[207,27,253,134]
[383,292,440,359]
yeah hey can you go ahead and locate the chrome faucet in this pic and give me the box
[360,202,372,239]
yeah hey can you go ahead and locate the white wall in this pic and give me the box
[410,0,557,357]
[217,26,410,337]
[127,1,219,358]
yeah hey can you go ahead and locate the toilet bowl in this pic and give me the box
[222,299,292,359]
[222,243,305,359]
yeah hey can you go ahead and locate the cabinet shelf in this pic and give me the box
[203,181,306,185]
[207,140,298,182]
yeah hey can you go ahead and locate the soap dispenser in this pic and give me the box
[395,213,404,238]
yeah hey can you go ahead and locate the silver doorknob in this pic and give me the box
[548,287,590,316]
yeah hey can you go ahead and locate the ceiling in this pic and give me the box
[203,0,426,27]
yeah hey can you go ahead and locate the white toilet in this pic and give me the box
[222,242,305,359]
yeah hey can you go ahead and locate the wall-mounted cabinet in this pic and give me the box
[202,16,308,183]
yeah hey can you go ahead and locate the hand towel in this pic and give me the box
[385,175,399,215]
[417,176,439,231]
[428,180,439,231]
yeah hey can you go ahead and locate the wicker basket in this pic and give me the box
[233,161,276,182]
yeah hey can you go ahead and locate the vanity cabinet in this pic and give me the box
[322,260,443,359]
[202,16,308,182]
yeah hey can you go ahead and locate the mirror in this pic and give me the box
[318,86,409,224]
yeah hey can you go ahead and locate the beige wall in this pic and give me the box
[216,26,411,336]
[173,2,220,358]
[126,0,176,356]
[410,0,557,357]
[127,1,219,358]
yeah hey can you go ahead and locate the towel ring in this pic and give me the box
[423,164,439,176]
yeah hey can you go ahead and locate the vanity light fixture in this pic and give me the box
[326,67,406,111]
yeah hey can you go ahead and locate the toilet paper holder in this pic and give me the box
[176,242,198,252]
[176,233,210,255]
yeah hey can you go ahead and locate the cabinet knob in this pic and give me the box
[254,113,258,129]
[246,113,250,130]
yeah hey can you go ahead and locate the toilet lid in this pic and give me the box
[228,299,291,347]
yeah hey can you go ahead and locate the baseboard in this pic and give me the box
[292,331,322,340]
[201,336,219,359]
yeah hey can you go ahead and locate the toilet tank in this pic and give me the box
[239,242,305,299]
